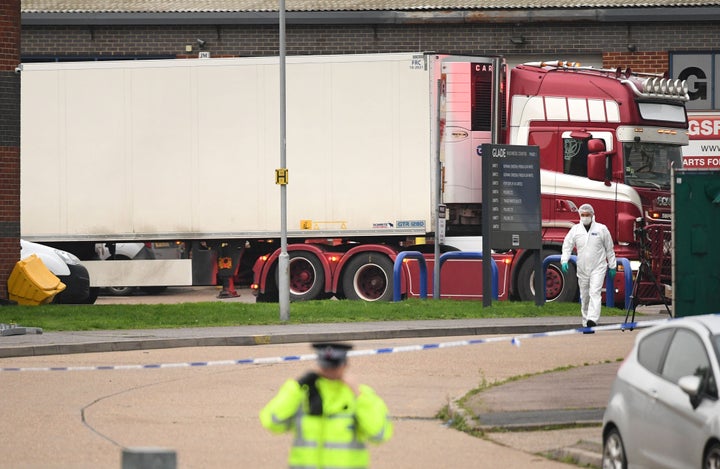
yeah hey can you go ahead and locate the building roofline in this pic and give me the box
[21,7,720,26]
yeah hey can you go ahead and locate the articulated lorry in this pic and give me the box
[20,53,689,303]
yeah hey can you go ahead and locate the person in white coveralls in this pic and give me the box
[561,203,617,329]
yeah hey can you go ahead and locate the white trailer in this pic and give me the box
[20,53,444,293]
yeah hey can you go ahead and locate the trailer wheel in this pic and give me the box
[342,253,394,302]
[257,266,279,303]
[516,250,578,302]
[287,251,325,301]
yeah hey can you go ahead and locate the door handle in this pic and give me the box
[556,199,575,212]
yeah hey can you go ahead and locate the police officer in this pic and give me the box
[259,342,393,468]
[561,203,617,329]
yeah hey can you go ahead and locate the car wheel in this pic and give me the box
[106,286,135,296]
[82,287,99,304]
[704,441,720,469]
[602,427,627,469]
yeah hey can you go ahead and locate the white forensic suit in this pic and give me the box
[561,219,617,327]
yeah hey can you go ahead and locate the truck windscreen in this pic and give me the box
[623,142,684,189]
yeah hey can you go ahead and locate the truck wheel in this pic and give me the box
[516,250,578,302]
[342,253,394,302]
[255,290,278,303]
[287,252,325,301]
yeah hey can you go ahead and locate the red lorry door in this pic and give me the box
[527,130,561,227]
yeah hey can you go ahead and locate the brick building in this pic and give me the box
[0,0,20,301]
[17,1,720,110]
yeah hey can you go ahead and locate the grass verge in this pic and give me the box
[0,297,626,332]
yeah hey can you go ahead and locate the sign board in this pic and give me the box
[481,144,541,250]
[437,204,446,244]
[671,53,718,110]
[683,113,720,169]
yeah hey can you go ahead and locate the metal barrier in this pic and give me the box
[392,251,628,305]
[639,224,672,305]
[542,255,632,307]
[438,252,498,300]
[393,251,427,301]
[392,251,498,302]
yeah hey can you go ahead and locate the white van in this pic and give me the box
[20,240,97,304]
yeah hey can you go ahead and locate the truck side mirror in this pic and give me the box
[587,139,613,185]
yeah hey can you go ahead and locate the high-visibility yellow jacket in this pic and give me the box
[259,374,393,468]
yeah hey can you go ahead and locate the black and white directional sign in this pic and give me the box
[481,144,541,250]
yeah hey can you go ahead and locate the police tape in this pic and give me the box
[0,318,669,373]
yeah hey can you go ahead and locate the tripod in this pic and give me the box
[624,227,672,326]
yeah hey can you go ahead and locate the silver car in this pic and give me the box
[602,314,720,469]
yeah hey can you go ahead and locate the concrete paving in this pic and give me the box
[0,315,642,358]
[0,290,671,468]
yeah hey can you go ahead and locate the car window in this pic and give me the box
[638,328,674,373]
[662,329,712,390]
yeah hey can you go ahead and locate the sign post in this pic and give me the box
[482,144,543,306]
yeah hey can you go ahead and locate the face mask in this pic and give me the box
[580,216,592,226]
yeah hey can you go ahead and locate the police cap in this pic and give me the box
[312,342,352,368]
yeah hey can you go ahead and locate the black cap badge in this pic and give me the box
[312,342,352,368]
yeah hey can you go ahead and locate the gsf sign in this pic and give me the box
[671,54,719,110]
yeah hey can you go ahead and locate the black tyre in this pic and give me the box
[704,441,720,469]
[516,249,578,302]
[602,427,627,469]
[82,287,99,305]
[287,251,325,301]
[342,253,394,302]
[255,290,278,303]
[105,286,135,296]
[256,265,279,303]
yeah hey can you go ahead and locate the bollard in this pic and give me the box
[122,447,176,469]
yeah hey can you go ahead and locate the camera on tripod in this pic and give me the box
[634,217,650,251]
[633,217,651,260]
[633,216,646,238]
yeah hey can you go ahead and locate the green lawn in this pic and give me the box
[0,298,625,331]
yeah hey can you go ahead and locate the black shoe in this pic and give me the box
[218,290,239,299]
[583,320,596,334]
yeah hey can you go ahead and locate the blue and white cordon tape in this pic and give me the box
[0,319,668,372]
